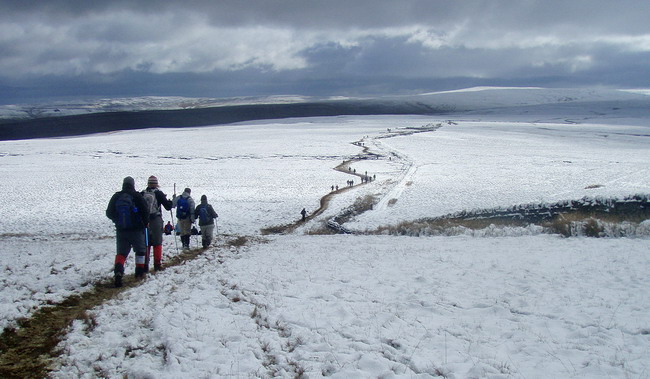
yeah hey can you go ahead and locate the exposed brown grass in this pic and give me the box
[0,237,247,378]
[0,278,130,378]
[370,197,649,238]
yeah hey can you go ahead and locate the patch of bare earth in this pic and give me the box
[0,235,252,379]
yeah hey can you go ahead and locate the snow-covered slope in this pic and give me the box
[0,89,649,378]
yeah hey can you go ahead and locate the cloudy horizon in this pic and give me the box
[1,0,649,104]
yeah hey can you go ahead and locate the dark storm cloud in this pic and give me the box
[6,0,650,34]
[1,0,649,103]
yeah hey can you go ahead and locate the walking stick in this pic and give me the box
[171,183,179,254]
[194,222,199,249]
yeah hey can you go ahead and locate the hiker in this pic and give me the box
[164,221,174,235]
[106,176,149,287]
[141,175,173,271]
[173,187,195,249]
[194,195,219,248]
[301,208,307,221]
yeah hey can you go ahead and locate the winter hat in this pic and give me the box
[184,187,191,194]
[147,175,159,188]
[123,176,135,187]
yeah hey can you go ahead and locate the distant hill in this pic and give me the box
[1,88,648,140]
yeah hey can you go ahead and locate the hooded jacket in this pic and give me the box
[106,180,149,230]
[194,195,218,226]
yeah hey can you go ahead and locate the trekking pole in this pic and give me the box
[171,183,179,254]
[194,222,199,249]
[170,209,179,254]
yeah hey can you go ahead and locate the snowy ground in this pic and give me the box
[52,235,650,378]
[0,88,649,378]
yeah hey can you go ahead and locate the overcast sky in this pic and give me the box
[1,0,649,104]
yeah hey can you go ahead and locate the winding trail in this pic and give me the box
[262,124,445,234]
[0,122,443,378]
[260,156,370,235]
[0,137,381,378]
[262,138,389,235]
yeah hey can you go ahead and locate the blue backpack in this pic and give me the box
[115,192,140,229]
[199,206,209,224]
[176,196,190,219]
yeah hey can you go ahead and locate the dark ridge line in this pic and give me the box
[0,100,448,141]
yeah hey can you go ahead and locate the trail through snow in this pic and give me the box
[0,101,648,378]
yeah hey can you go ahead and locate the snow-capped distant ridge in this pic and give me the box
[409,86,648,111]
[621,89,650,96]
[0,94,317,121]
[420,86,545,95]
[2,87,649,141]
[1,87,647,123]
[3,87,647,122]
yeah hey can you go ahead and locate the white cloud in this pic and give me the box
[0,11,317,76]
[1,1,649,100]
[599,35,650,52]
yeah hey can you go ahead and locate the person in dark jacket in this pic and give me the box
[106,176,149,287]
[164,221,174,235]
[194,195,218,249]
[141,175,173,271]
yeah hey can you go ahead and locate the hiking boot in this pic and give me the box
[135,266,146,279]
[114,273,123,288]
[114,263,125,287]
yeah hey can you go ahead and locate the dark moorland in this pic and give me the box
[0,99,447,141]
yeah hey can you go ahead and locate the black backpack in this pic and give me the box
[114,192,141,229]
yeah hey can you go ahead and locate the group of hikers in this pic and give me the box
[106,175,218,287]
